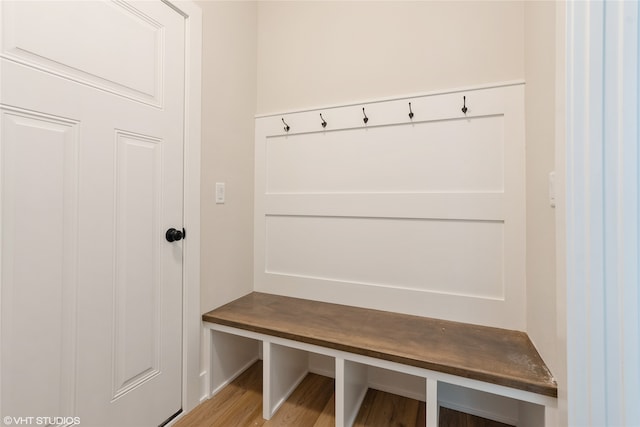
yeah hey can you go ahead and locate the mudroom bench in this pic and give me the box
[202,292,557,427]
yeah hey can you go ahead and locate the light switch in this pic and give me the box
[215,182,225,204]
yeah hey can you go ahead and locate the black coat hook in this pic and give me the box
[461,96,468,114]
[408,102,414,119]
[362,108,369,124]
[320,113,327,128]
[282,118,290,132]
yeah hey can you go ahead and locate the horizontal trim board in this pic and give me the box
[262,272,504,302]
[255,81,525,119]
[265,193,505,221]
[255,273,526,330]
[265,112,503,137]
[258,94,509,137]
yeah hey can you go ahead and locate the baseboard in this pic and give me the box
[199,371,208,403]
[308,353,335,378]
[366,366,426,401]
[367,380,425,402]
[308,366,335,378]
[440,398,519,426]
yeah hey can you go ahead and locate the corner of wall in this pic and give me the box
[198,0,258,313]
[553,1,567,425]
[523,0,558,370]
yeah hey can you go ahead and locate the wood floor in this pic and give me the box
[175,362,513,427]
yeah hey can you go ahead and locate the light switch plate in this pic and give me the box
[549,172,556,208]
[215,182,225,204]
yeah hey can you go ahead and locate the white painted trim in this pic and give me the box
[427,379,439,427]
[439,399,518,427]
[165,0,202,417]
[255,80,525,119]
[366,379,425,402]
[336,358,368,427]
[198,371,207,404]
[254,84,527,330]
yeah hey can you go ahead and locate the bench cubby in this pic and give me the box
[203,292,557,426]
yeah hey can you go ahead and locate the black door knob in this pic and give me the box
[166,228,184,242]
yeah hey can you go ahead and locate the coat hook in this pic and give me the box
[461,96,468,114]
[362,107,369,124]
[408,102,414,119]
[320,113,327,128]
[282,118,290,132]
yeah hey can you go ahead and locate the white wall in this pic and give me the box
[256,1,524,114]
[198,0,257,312]
[524,4,567,426]
[554,3,568,425]
[524,0,558,384]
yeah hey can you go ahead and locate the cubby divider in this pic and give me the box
[263,341,309,419]
[336,358,368,427]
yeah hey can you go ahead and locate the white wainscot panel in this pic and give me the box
[265,215,504,299]
[112,130,162,399]
[1,108,78,418]
[265,115,504,194]
[1,1,162,105]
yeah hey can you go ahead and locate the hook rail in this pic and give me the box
[277,95,478,132]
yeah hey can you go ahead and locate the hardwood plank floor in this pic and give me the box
[265,373,334,426]
[438,408,513,427]
[353,388,422,427]
[174,362,513,427]
[313,394,335,427]
[176,360,263,427]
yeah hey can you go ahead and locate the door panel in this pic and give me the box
[1,2,185,426]
[113,131,163,400]
[1,0,164,105]
[1,107,79,421]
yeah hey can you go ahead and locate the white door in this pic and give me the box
[0,1,185,426]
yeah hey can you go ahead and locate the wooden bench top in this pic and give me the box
[202,292,557,398]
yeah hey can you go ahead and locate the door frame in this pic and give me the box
[164,0,202,416]
[565,1,640,425]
